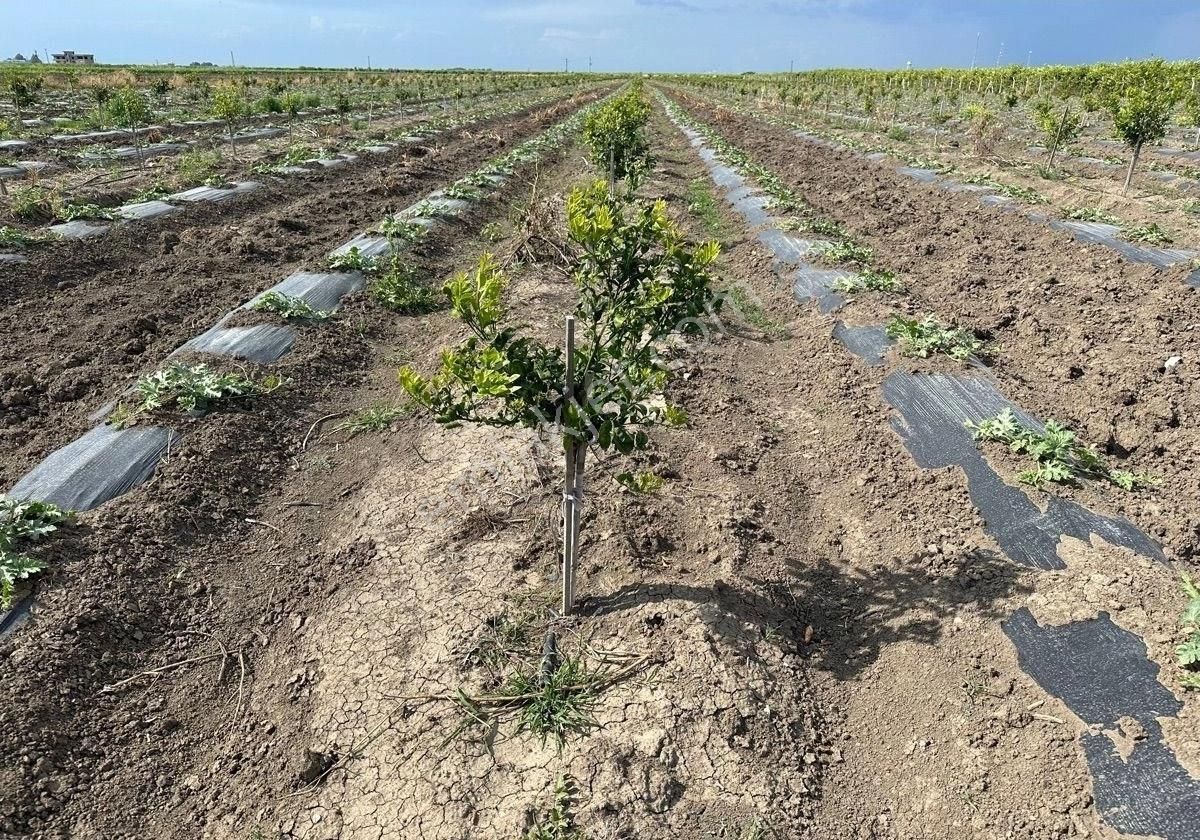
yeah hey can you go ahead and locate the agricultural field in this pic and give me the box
[0,53,1199,840]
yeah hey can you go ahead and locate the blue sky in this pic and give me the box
[7,0,1200,72]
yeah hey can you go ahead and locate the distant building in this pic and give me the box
[2,52,38,64]
[52,51,95,65]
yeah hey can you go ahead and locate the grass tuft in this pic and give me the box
[501,651,600,747]
[725,285,788,339]
[686,178,725,238]
[339,402,411,435]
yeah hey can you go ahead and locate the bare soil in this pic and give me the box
[0,90,1195,840]
[738,94,1200,242]
[0,88,608,488]
[0,85,588,227]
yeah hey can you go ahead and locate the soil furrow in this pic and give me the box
[2,84,592,232]
[662,86,1200,839]
[0,87,613,487]
[0,103,608,837]
[668,86,1200,568]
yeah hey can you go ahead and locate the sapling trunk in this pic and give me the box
[130,124,143,168]
[1046,104,1069,171]
[1124,141,1142,193]
[227,122,237,162]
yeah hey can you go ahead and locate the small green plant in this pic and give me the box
[834,267,905,294]
[886,314,986,362]
[252,291,332,321]
[0,495,72,608]
[1177,574,1200,690]
[174,149,223,188]
[326,246,381,272]
[443,181,483,202]
[9,184,55,222]
[112,363,284,426]
[686,178,725,238]
[0,225,53,248]
[963,175,1048,205]
[616,470,665,494]
[777,215,846,238]
[726,285,788,338]
[379,216,428,245]
[1121,222,1173,245]
[340,402,410,435]
[814,238,873,267]
[1063,206,1121,225]
[131,183,171,203]
[523,776,586,840]
[738,819,770,840]
[886,125,910,142]
[481,221,505,243]
[502,651,599,746]
[370,255,437,314]
[966,407,1155,490]
[57,202,116,222]
[279,144,317,167]
[905,155,953,174]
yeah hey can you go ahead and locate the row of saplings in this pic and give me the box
[396,83,726,836]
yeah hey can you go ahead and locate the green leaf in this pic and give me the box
[615,471,665,494]
[1176,635,1200,667]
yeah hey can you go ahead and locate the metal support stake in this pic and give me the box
[561,315,577,616]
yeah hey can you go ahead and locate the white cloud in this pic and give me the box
[332,20,384,35]
[540,26,616,42]
[309,14,325,30]
[485,2,618,23]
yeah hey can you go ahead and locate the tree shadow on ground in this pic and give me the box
[582,548,1030,681]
